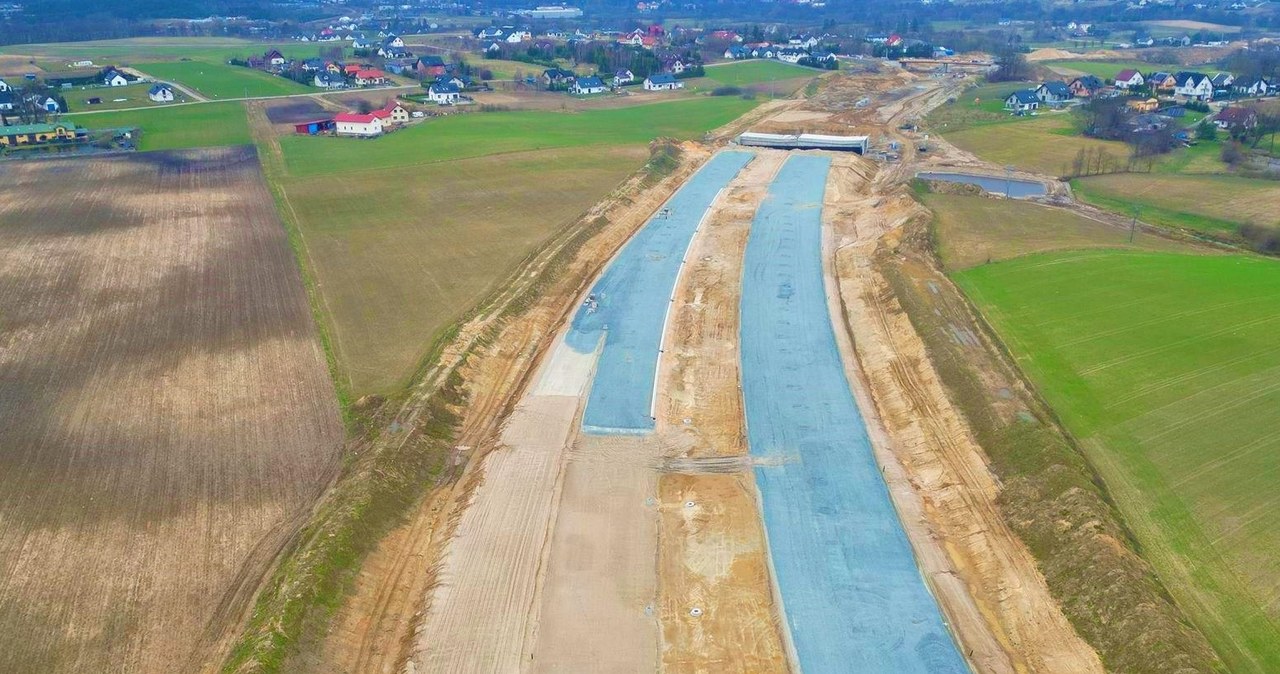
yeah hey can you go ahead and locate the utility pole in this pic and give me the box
[1130,206,1139,243]
[1004,164,1014,198]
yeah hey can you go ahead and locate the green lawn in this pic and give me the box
[1072,173,1280,235]
[135,60,311,99]
[956,251,1280,673]
[704,60,819,86]
[278,96,757,177]
[69,102,252,150]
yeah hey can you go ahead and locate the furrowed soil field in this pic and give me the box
[69,101,252,150]
[135,60,311,99]
[955,251,1280,673]
[0,147,343,673]
[277,96,756,177]
[1073,173,1280,234]
[277,145,649,395]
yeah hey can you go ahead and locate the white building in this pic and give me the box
[148,84,174,102]
[334,112,384,136]
[643,73,683,91]
[428,82,461,104]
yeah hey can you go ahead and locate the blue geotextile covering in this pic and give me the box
[741,154,968,673]
[568,150,755,433]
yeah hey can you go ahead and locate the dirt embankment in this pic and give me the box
[656,151,790,672]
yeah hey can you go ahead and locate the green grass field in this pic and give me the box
[278,96,756,177]
[135,60,311,99]
[943,115,1129,176]
[1,38,297,65]
[1073,173,1280,234]
[1045,59,1179,80]
[278,146,648,394]
[955,251,1280,673]
[923,192,1193,271]
[60,82,178,112]
[704,60,819,86]
[925,81,1039,132]
[69,102,251,150]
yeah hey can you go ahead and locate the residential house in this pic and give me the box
[1214,106,1257,130]
[613,69,635,87]
[1148,72,1177,93]
[1114,69,1145,90]
[1174,71,1213,100]
[1233,77,1269,97]
[477,27,504,40]
[102,68,130,87]
[1126,97,1160,113]
[314,72,347,89]
[1211,72,1235,91]
[571,76,607,95]
[788,34,819,49]
[352,37,373,50]
[355,69,388,87]
[301,58,324,72]
[777,48,808,64]
[148,84,174,102]
[0,77,9,92]
[415,56,447,78]
[1069,75,1104,98]
[372,102,410,124]
[542,68,576,86]
[0,91,13,111]
[724,45,750,59]
[379,46,414,59]
[436,74,472,89]
[264,49,286,66]
[1004,89,1040,112]
[1035,81,1072,103]
[643,73,684,91]
[38,96,59,112]
[505,30,532,43]
[427,81,461,104]
[1129,112,1169,131]
[0,122,84,147]
[333,112,384,136]
[382,35,405,49]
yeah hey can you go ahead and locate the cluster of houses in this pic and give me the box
[294,101,413,137]
[1004,69,1277,113]
[0,78,62,115]
[538,66,687,95]
[238,48,396,90]
[722,42,837,65]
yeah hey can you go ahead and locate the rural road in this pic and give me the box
[63,83,420,116]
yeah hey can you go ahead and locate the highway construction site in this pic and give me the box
[310,63,1118,674]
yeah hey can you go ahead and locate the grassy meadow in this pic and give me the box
[1072,173,1280,235]
[277,146,648,394]
[1044,59,1179,80]
[137,60,311,99]
[923,192,1193,271]
[61,82,176,112]
[955,251,1280,673]
[943,115,1128,176]
[278,96,756,177]
[70,102,252,150]
[703,59,819,86]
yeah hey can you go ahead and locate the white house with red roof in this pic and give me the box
[1114,69,1145,89]
[355,69,388,87]
[334,112,384,136]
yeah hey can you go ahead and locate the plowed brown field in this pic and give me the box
[0,148,343,674]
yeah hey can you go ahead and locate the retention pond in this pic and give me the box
[917,171,1046,198]
[742,155,968,672]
